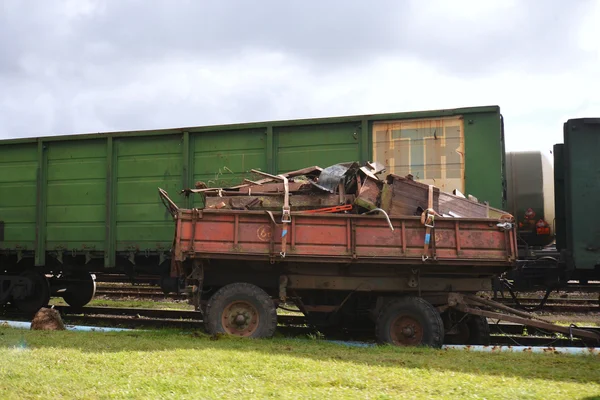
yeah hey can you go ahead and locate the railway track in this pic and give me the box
[93,285,600,314]
[3,305,598,348]
[95,287,187,300]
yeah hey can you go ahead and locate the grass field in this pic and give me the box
[0,327,599,399]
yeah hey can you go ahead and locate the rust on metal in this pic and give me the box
[354,177,381,210]
[391,315,424,346]
[302,305,339,313]
[221,300,260,337]
[297,204,353,214]
[287,275,492,292]
[233,214,239,247]
[205,194,352,211]
[279,275,288,302]
[448,293,600,342]
[170,208,517,270]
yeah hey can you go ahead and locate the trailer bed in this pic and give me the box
[173,209,517,274]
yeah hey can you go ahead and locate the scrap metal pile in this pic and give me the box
[182,161,507,220]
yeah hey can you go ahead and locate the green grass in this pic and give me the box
[0,327,598,399]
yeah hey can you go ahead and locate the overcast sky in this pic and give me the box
[1,0,598,157]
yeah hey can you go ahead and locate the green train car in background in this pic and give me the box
[0,105,506,311]
[504,119,600,291]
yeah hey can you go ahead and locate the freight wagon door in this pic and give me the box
[372,117,465,193]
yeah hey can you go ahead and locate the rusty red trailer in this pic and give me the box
[161,181,529,347]
[173,209,517,271]
[161,189,600,347]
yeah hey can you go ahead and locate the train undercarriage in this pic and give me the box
[0,269,96,313]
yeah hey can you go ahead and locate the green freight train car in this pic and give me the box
[0,105,506,311]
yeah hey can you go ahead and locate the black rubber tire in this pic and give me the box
[375,297,444,348]
[204,283,277,339]
[443,313,491,345]
[62,272,96,308]
[464,315,490,345]
[12,271,50,314]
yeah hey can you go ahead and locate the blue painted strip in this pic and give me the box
[325,340,599,356]
[0,320,138,332]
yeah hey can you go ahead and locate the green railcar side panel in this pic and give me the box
[191,128,267,208]
[45,140,107,251]
[553,144,566,251]
[0,143,38,251]
[563,118,600,270]
[0,105,506,269]
[192,128,267,187]
[463,110,504,209]
[114,135,183,252]
[275,122,361,173]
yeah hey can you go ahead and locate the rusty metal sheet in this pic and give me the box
[173,209,517,272]
[354,177,381,210]
[373,117,465,193]
[310,162,359,193]
[287,275,492,292]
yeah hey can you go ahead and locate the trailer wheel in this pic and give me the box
[444,314,490,345]
[463,315,490,345]
[12,271,50,314]
[375,297,444,348]
[204,283,277,338]
[62,272,97,308]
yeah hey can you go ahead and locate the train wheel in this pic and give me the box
[62,272,96,308]
[204,283,277,338]
[375,296,444,348]
[12,271,50,314]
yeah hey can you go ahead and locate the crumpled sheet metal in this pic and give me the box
[310,162,360,193]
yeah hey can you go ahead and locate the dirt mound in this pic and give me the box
[31,307,66,330]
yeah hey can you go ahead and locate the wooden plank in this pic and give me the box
[381,173,507,219]
[439,192,505,218]
[237,181,309,194]
[205,194,352,210]
[282,165,323,177]
[381,174,439,216]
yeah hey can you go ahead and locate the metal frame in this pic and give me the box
[447,293,600,342]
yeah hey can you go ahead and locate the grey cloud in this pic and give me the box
[0,0,597,140]
[2,1,592,75]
